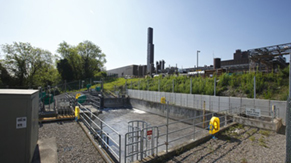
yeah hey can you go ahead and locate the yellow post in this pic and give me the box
[203,101,206,128]
[75,106,80,121]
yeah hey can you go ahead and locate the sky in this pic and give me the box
[1,0,291,70]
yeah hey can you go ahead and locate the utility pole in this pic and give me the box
[286,52,291,163]
[197,50,200,68]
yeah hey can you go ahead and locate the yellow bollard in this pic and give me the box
[75,106,80,121]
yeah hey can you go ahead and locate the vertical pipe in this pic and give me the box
[140,130,144,160]
[119,134,121,163]
[158,79,160,92]
[172,79,174,93]
[203,101,205,128]
[166,101,169,153]
[286,53,291,163]
[100,121,103,146]
[214,77,216,96]
[190,78,192,94]
[151,128,154,155]
[125,134,127,163]
[254,76,256,99]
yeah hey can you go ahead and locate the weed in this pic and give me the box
[249,136,255,142]
[258,136,268,148]
[241,158,248,163]
[237,124,244,129]
[259,130,270,137]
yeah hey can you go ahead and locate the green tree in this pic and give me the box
[57,41,82,80]
[1,42,57,87]
[57,40,106,81]
[77,40,106,78]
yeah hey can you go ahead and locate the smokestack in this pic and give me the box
[147,27,154,74]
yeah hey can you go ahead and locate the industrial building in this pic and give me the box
[107,27,291,78]
[107,27,166,77]
[107,65,147,78]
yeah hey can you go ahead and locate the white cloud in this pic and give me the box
[90,10,94,15]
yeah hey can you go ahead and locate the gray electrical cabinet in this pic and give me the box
[0,89,39,163]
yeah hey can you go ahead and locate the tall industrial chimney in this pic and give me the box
[147,27,154,74]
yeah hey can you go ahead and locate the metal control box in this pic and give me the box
[0,89,39,163]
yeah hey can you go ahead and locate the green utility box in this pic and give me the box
[0,89,39,163]
[95,86,101,92]
[77,94,87,104]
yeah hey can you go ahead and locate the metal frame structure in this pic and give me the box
[248,43,291,71]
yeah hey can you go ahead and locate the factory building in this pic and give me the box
[107,65,146,78]
[107,27,166,77]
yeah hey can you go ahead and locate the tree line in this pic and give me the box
[0,41,107,88]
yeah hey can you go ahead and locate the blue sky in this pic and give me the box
[1,0,291,70]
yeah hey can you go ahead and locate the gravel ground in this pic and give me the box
[167,125,286,163]
[38,121,105,163]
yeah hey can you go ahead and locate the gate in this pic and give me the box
[125,121,159,163]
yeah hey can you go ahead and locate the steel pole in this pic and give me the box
[158,79,160,92]
[190,78,192,94]
[172,79,174,93]
[214,77,216,96]
[254,76,256,99]
[286,53,291,163]
[166,101,169,153]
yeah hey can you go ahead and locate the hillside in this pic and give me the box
[102,66,289,101]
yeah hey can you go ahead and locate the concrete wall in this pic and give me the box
[104,98,130,108]
[127,89,287,124]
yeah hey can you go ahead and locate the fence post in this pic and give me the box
[214,77,216,96]
[203,101,206,128]
[119,134,121,163]
[147,80,149,91]
[166,101,169,153]
[158,79,160,92]
[79,80,80,90]
[286,52,291,163]
[269,100,271,116]
[192,111,196,140]
[172,79,174,93]
[190,78,192,94]
[131,81,132,89]
[254,76,256,99]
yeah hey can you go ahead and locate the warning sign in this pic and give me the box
[16,117,27,129]
[246,108,261,117]
[147,130,152,136]
[147,130,152,141]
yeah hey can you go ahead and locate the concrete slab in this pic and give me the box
[38,137,58,163]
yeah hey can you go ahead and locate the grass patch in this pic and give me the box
[259,130,270,137]
[258,136,268,148]
[241,158,248,163]
[237,124,244,129]
[249,136,255,142]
